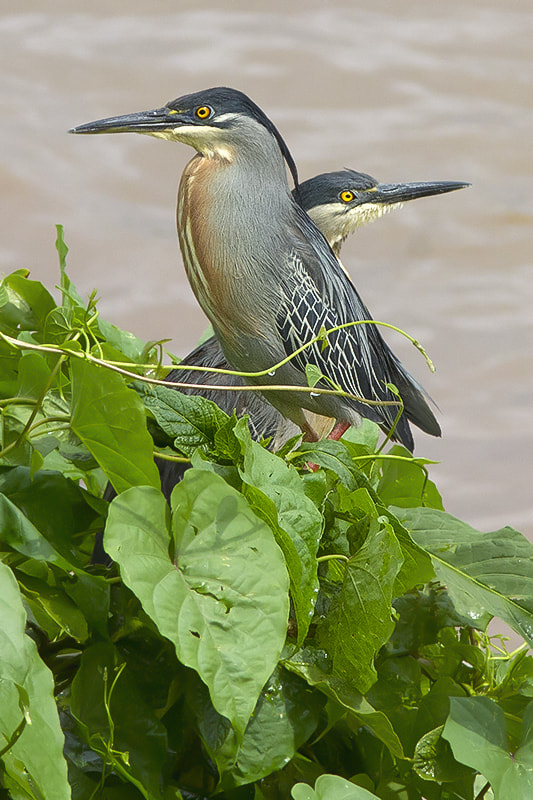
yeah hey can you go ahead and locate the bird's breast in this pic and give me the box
[178,156,226,321]
[177,154,277,343]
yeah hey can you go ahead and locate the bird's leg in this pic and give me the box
[299,422,320,471]
[327,421,350,441]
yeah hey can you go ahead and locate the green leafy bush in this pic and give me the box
[1,229,532,800]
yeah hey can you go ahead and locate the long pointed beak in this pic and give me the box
[371,180,470,205]
[69,107,176,135]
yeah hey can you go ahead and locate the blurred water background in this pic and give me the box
[1,0,532,540]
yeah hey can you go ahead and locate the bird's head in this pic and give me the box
[70,86,299,188]
[299,169,470,254]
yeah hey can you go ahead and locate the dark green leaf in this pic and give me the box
[0,466,99,565]
[292,439,360,489]
[192,666,324,788]
[17,571,89,641]
[135,379,231,456]
[331,483,434,594]
[70,641,168,799]
[387,586,469,655]
[413,724,474,784]
[285,646,404,758]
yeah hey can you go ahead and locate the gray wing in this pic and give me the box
[167,336,290,445]
[275,203,440,446]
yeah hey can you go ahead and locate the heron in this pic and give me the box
[71,87,468,453]
[169,168,468,449]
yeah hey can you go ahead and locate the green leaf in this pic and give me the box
[0,468,109,637]
[70,357,160,494]
[56,224,86,309]
[17,571,89,641]
[70,641,168,800]
[1,272,56,332]
[332,482,434,594]
[0,466,98,565]
[341,419,381,452]
[413,673,467,739]
[293,439,359,489]
[317,525,403,692]
[104,472,290,736]
[443,696,533,799]
[234,422,321,645]
[98,318,151,363]
[135,379,231,456]
[16,351,52,400]
[0,561,70,799]
[0,489,77,570]
[377,445,444,510]
[388,585,469,653]
[395,507,533,645]
[365,655,423,755]
[305,363,324,388]
[292,774,380,800]
[380,510,435,595]
[413,724,474,784]
[0,340,21,397]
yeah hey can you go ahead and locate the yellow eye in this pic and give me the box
[195,106,212,119]
[340,190,354,203]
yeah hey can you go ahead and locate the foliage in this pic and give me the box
[0,229,533,799]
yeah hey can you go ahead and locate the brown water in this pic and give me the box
[2,0,532,540]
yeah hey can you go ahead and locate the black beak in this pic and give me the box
[69,107,176,135]
[371,180,470,205]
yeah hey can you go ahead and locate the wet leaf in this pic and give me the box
[285,646,404,759]
[192,666,324,788]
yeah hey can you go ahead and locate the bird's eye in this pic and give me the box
[340,190,354,203]
[195,106,212,119]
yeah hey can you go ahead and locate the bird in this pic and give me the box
[170,168,468,447]
[71,87,468,453]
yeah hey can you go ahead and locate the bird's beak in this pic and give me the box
[69,107,177,135]
[370,180,470,205]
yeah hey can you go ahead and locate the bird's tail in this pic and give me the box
[394,365,441,439]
